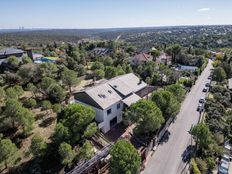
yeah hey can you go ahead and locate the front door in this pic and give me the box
[110,117,117,128]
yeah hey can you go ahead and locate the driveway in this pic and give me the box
[143,60,213,174]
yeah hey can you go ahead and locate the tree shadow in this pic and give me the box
[39,117,56,128]
[181,145,194,163]
[159,130,171,145]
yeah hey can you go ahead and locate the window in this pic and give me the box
[107,108,112,115]
[117,103,120,109]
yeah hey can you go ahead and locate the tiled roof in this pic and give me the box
[133,53,153,62]
[74,73,147,109]
[122,93,141,106]
[0,48,24,56]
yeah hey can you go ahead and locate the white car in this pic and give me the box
[218,159,230,174]
[199,97,205,103]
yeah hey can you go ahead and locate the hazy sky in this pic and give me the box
[1,0,232,29]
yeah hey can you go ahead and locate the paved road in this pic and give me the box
[143,60,213,174]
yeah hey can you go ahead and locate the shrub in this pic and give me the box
[24,98,37,108]
[41,100,52,111]
[52,103,62,113]
[191,159,201,174]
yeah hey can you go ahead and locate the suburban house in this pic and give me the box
[92,47,113,56]
[156,52,172,65]
[0,48,24,65]
[73,73,152,133]
[130,53,153,66]
[176,65,198,72]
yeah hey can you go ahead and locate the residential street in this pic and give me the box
[143,60,213,174]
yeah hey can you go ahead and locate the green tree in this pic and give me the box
[16,107,35,135]
[40,77,56,92]
[0,138,19,169]
[150,49,160,60]
[125,100,164,135]
[91,61,104,71]
[3,99,23,127]
[22,56,33,64]
[79,141,94,160]
[24,98,37,108]
[93,69,105,80]
[30,135,47,158]
[26,83,37,96]
[166,84,185,102]
[7,56,20,69]
[102,56,113,66]
[39,62,58,78]
[152,90,180,120]
[213,67,226,82]
[105,66,118,79]
[61,104,96,144]
[110,140,141,174]
[58,142,75,166]
[190,124,213,151]
[18,63,39,84]
[52,103,62,113]
[47,83,66,103]
[41,100,52,111]
[84,122,97,138]
[166,44,181,64]
[53,123,70,144]
[5,85,24,99]
[0,87,6,103]
[61,68,79,93]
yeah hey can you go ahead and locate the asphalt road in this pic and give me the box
[143,60,213,174]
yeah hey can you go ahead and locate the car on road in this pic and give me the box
[199,97,205,103]
[203,87,208,92]
[205,83,210,87]
[197,103,204,112]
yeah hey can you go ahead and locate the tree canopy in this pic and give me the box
[110,140,141,174]
[0,137,19,169]
[152,90,180,120]
[125,100,164,135]
[58,142,75,166]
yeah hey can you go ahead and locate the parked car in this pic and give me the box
[199,97,205,103]
[203,87,208,92]
[221,154,231,163]
[205,83,210,87]
[197,103,204,112]
[218,160,230,174]
[208,76,212,80]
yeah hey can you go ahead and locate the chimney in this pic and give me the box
[26,49,33,59]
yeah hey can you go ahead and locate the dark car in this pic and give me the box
[203,87,208,92]
[205,83,210,87]
[197,103,204,112]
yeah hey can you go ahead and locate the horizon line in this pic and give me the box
[1,24,232,30]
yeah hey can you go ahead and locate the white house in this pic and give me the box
[73,73,149,133]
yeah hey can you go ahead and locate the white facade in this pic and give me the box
[74,99,124,133]
[73,73,148,133]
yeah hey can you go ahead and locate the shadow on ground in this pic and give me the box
[159,130,171,145]
[181,145,194,163]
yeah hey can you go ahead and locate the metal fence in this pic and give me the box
[67,144,112,174]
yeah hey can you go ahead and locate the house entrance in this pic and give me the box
[110,117,117,128]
